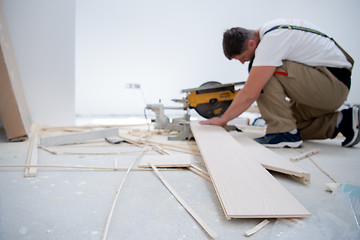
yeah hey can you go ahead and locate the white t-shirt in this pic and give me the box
[252,19,352,69]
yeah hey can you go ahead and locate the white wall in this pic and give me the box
[2,1,359,125]
[2,0,75,126]
[76,0,360,117]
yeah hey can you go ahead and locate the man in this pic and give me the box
[200,19,359,148]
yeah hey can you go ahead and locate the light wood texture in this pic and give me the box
[190,123,310,219]
[150,163,217,239]
[290,148,320,162]
[40,127,120,146]
[142,139,200,153]
[119,133,200,155]
[39,145,145,155]
[24,125,40,177]
[188,164,211,181]
[148,144,169,155]
[0,3,32,141]
[111,135,144,148]
[101,151,146,240]
[244,219,270,237]
[232,133,310,184]
[0,165,183,172]
[138,155,192,168]
[118,134,200,155]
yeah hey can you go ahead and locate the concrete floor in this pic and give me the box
[0,123,360,240]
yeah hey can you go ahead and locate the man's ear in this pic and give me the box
[247,39,257,50]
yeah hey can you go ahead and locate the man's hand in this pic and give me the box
[199,117,227,127]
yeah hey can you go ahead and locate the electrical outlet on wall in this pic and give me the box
[125,83,141,89]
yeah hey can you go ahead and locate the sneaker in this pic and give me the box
[254,131,303,148]
[337,106,360,147]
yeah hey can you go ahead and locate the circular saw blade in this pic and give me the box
[194,81,232,119]
[195,100,232,119]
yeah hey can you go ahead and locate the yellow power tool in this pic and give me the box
[181,81,245,118]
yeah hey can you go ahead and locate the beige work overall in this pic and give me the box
[256,60,349,140]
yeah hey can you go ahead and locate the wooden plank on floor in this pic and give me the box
[290,148,320,162]
[190,122,310,219]
[101,151,146,240]
[138,155,192,168]
[24,125,39,177]
[232,132,310,184]
[40,127,119,146]
[150,163,217,239]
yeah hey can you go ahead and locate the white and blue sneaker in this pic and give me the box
[254,131,303,148]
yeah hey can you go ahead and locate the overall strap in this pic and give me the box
[264,25,330,38]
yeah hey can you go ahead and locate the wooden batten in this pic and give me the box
[24,124,40,177]
[138,154,192,168]
[150,163,217,238]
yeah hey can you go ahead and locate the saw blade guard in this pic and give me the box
[187,81,237,119]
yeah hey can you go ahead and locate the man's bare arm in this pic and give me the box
[199,66,276,126]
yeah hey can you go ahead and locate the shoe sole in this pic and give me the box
[343,106,360,147]
[263,140,303,148]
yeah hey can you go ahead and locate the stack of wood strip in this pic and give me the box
[190,123,310,219]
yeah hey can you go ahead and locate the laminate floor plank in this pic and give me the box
[232,132,310,184]
[190,123,310,219]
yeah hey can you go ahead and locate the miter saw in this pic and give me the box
[180,81,245,118]
[146,81,245,140]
